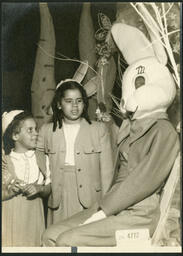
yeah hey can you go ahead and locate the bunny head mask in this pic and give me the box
[111,15,176,120]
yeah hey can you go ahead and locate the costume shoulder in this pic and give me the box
[152,118,180,151]
[155,118,178,137]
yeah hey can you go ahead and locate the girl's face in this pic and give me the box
[58,89,84,124]
[13,118,38,153]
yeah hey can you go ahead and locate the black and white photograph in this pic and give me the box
[1,1,181,253]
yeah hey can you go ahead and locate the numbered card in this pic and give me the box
[115,229,150,243]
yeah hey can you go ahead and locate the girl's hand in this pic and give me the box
[22,183,42,198]
[8,179,23,195]
[2,179,24,200]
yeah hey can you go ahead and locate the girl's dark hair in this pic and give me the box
[3,111,33,155]
[51,81,91,131]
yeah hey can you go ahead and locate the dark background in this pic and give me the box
[2,2,116,112]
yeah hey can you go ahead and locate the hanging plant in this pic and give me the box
[94,12,117,122]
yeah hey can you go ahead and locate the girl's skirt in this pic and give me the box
[47,165,84,225]
[2,195,45,247]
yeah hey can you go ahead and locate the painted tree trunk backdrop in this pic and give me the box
[79,3,97,82]
[79,2,98,120]
[31,3,56,128]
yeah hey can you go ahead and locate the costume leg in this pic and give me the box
[56,216,117,247]
[55,208,159,247]
[42,222,69,246]
[42,204,98,246]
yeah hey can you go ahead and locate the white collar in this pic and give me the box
[10,150,35,160]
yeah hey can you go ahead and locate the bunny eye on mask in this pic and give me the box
[111,21,176,120]
[134,76,145,89]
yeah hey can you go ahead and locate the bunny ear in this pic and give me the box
[83,75,99,97]
[72,60,89,83]
[111,23,155,65]
[137,3,168,65]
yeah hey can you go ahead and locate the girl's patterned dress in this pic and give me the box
[2,150,50,247]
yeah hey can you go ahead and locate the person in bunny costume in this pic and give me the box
[42,19,180,247]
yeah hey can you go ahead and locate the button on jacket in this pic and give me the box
[36,118,114,209]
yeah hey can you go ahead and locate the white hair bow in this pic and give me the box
[2,110,24,134]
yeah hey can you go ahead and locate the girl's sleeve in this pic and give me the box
[37,155,51,185]
[36,124,48,179]
[44,155,51,185]
[100,123,180,216]
[2,152,14,186]
[99,122,114,196]
[2,153,16,200]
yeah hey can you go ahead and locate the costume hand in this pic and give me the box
[22,183,42,198]
[81,210,106,226]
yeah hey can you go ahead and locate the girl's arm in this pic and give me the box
[99,122,115,196]
[35,123,50,178]
[2,185,14,201]
[2,153,21,201]
[38,183,51,197]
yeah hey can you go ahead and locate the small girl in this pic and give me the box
[2,110,51,247]
[36,80,114,225]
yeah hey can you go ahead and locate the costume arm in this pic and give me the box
[99,122,114,196]
[100,125,180,216]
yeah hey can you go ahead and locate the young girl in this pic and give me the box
[36,80,114,225]
[2,110,51,247]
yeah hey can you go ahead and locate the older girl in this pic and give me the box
[36,80,114,225]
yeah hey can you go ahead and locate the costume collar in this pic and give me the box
[117,112,169,145]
